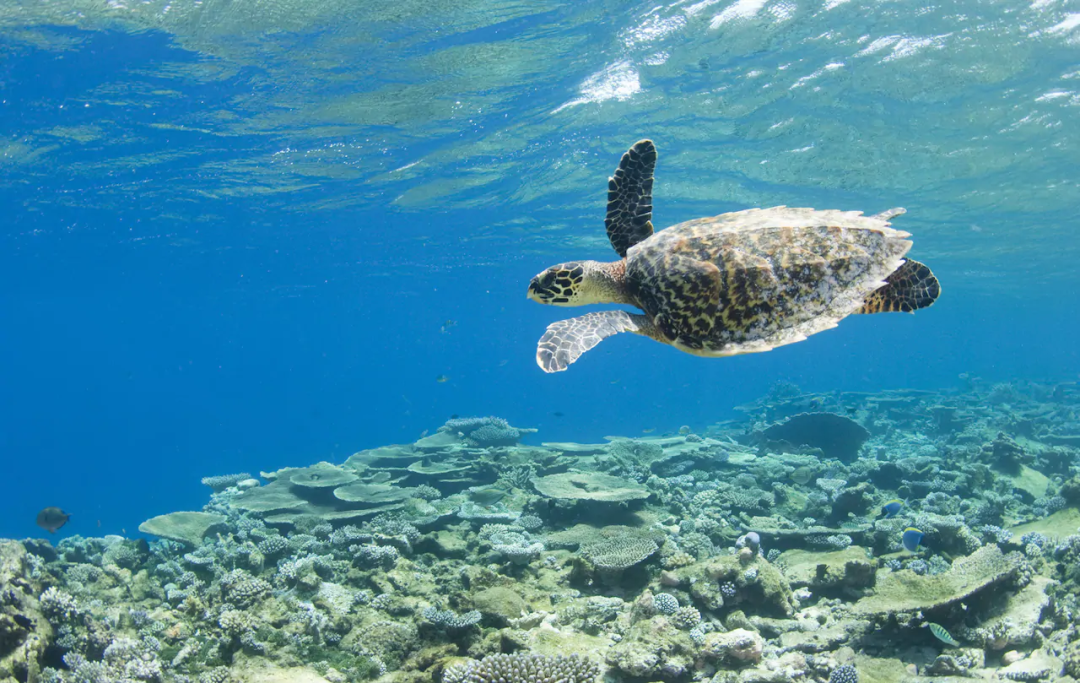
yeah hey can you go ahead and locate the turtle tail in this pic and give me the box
[858,259,941,314]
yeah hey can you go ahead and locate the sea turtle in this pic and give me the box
[527,139,941,373]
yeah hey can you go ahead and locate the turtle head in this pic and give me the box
[527,260,629,306]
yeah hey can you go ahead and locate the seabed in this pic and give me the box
[4,377,1080,683]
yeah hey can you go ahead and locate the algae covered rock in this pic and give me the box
[470,587,526,624]
[1010,507,1080,539]
[963,576,1055,650]
[607,615,695,679]
[700,628,764,663]
[231,658,334,683]
[996,651,1060,682]
[853,545,1019,615]
[0,541,50,683]
[677,554,794,616]
[137,511,226,545]
[778,546,876,591]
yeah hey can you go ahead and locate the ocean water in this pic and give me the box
[1,0,1078,551]
[4,4,1080,683]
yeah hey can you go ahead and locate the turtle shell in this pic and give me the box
[624,206,911,355]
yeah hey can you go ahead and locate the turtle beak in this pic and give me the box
[527,278,543,303]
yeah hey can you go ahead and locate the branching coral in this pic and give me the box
[445,654,599,683]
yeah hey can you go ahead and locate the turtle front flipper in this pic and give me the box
[858,259,941,314]
[606,140,656,258]
[536,310,653,373]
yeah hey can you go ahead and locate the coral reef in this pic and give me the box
[5,382,1080,683]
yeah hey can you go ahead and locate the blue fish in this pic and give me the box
[877,499,904,519]
[902,527,925,553]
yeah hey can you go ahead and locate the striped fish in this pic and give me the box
[927,622,959,647]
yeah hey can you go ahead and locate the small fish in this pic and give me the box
[790,466,813,486]
[436,375,449,383]
[468,486,506,505]
[610,379,620,384]
[36,507,70,533]
[553,411,565,418]
[440,319,457,333]
[678,425,691,435]
[642,428,655,434]
[877,499,905,519]
[450,414,459,419]
[901,527,925,553]
[926,622,959,647]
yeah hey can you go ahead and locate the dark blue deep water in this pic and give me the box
[2,1,1078,539]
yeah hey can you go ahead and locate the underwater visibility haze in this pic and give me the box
[2,1,1080,682]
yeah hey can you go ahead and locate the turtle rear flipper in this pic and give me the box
[858,259,941,314]
[606,140,656,257]
[536,310,653,373]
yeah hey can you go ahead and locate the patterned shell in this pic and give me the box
[625,206,911,356]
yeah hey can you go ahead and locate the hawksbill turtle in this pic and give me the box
[527,139,941,373]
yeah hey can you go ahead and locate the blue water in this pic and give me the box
[2,1,1078,539]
